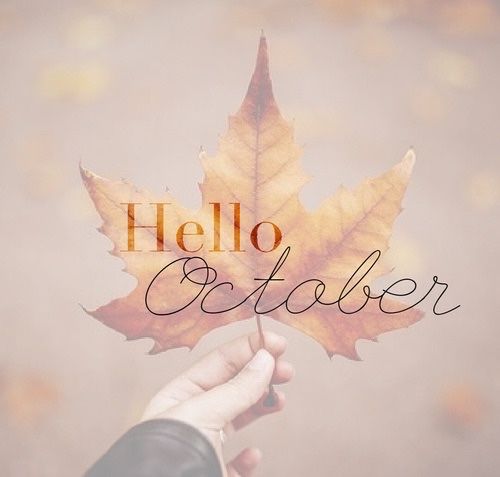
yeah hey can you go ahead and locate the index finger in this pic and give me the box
[180,331,286,390]
[142,331,287,420]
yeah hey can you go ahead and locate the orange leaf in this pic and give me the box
[81,35,423,358]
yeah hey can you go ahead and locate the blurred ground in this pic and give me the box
[0,1,499,476]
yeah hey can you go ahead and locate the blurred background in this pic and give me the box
[1,0,499,475]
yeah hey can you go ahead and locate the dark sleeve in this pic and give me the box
[85,419,223,477]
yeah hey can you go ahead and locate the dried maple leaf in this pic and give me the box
[0,371,59,427]
[81,35,423,359]
[439,383,487,430]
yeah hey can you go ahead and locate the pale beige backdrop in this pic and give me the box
[1,1,499,476]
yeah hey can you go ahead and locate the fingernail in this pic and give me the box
[264,331,286,347]
[251,448,263,461]
[273,335,287,351]
[248,349,272,371]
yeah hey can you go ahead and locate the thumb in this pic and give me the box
[183,349,275,427]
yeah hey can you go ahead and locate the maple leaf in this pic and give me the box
[81,35,423,359]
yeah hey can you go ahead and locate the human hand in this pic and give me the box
[141,331,294,476]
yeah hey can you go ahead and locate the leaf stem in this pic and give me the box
[256,314,277,407]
